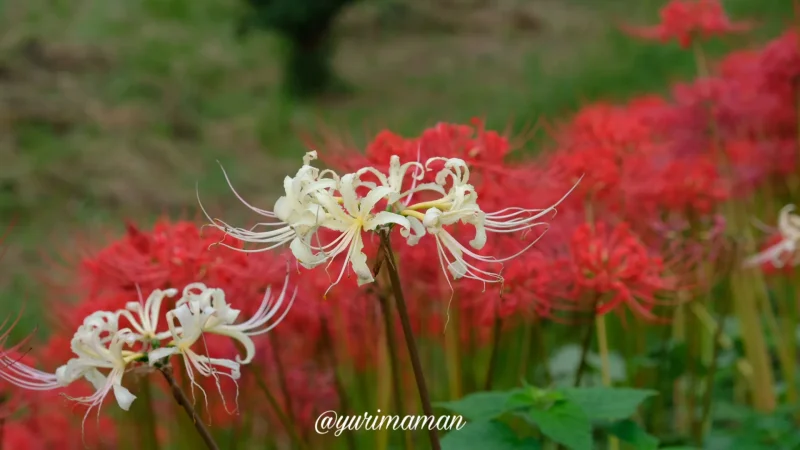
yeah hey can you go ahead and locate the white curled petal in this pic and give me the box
[339,174,361,216]
[423,208,443,229]
[113,383,137,411]
[469,214,487,250]
[349,234,374,286]
[401,216,426,246]
[365,211,410,232]
[148,347,178,366]
[212,328,256,365]
[303,150,318,166]
[289,237,327,268]
[273,196,293,222]
[360,186,395,215]
[84,369,108,392]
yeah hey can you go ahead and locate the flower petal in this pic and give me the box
[113,384,137,411]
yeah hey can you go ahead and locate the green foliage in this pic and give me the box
[440,420,541,450]
[707,404,800,450]
[436,383,658,450]
[603,420,659,450]
[435,389,525,422]
[527,399,593,450]
[561,387,658,421]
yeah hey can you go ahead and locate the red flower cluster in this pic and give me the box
[623,0,752,48]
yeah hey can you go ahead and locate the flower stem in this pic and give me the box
[595,314,619,450]
[379,230,442,450]
[159,365,220,450]
[699,304,725,444]
[252,365,309,450]
[573,299,598,387]
[0,394,6,450]
[135,377,160,450]
[533,316,551,385]
[444,301,463,399]
[377,291,414,450]
[484,311,503,390]
[267,331,309,445]
[573,316,594,387]
[320,317,359,450]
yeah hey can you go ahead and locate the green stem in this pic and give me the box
[378,291,414,450]
[159,365,220,450]
[534,317,552,386]
[252,365,309,450]
[444,298,463,399]
[268,332,309,448]
[595,314,619,450]
[573,302,598,387]
[484,311,503,390]
[380,230,442,450]
[699,304,725,443]
[320,317,359,450]
[137,377,160,450]
[0,394,5,450]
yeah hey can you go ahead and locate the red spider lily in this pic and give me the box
[622,0,753,48]
[553,100,667,151]
[565,221,686,323]
[628,154,729,216]
[758,30,800,134]
[473,250,569,325]
[2,423,45,450]
[283,363,339,432]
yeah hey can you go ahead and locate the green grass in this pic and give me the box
[0,0,793,339]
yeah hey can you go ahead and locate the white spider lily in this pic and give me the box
[0,354,61,391]
[2,272,294,430]
[294,173,411,288]
[147,300,242,410]
[59,328,140,417]
[199,151,337,254]
[117,287,178,341]
[357,154,442,202]
[148,300,242,382]
[743,204,800,268]
[173,279,295,364]
[0,319,139,414]
[0,312,62,390]
[402,157,579,286]
[0,326,142,437]
[79,310,120,340]
[206,151,578,290]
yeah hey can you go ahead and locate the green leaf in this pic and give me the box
[441,420,542,450]
[527,400,592,450]
[435,390,522,421]
[603,419,659,450]
[561,387,658,421]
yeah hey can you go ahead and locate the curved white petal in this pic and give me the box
[113,383,137,411]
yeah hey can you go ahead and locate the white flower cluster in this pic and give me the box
[744,204,800,268]
[205,151,577,291]
[0,279,294,424]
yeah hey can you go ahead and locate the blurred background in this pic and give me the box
[0,0,789,308]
